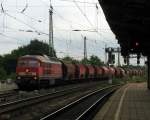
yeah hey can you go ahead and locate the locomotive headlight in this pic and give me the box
[17,76,21,79]
[33,76,37,80]
[26,69,29,72]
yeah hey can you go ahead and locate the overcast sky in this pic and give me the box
[0,0,145,65]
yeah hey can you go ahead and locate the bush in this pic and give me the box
[0,67,7,80]
[8,73,16,80]
[126,76,147,83]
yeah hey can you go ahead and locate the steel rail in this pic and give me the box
[40,85,120,120]
[0,90,19,101]
[0,83,103,115]
[75,89,115,120]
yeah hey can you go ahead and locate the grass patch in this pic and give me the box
[126,75,147,83]
[112,74,147,85]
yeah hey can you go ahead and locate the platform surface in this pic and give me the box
[0,82,17,92]
[93,82,150,120]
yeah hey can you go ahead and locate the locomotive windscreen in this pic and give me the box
[18,59,40,67]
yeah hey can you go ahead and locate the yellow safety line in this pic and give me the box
[114,85,128,120]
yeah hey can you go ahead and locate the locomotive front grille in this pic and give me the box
[18,72,36,76]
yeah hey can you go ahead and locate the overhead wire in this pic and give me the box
[37,0,115,47]
[73,0,94,28]
[2,4,83,48]
[0,32,23,44]
[53,9,91,29]
[37,0,83,53]
[5,9,43,23]
[0,0,118,60]
[37,0,99,57]
[59,0,98,4]
[3,11,48,35]
[37,0,93,30]
[70,0,118,46]
[20,3,28,13]
[0,14,84,50]
[1,1,48,36]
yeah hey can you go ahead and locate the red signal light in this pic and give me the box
[135,42,139,47]
[132,41,139,48]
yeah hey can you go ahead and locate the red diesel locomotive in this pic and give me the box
[16,55,144,89]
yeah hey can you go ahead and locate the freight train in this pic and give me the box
[15,55,144,89]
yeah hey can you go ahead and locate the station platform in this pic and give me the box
[93,82,150,120]
[0,82,17,92]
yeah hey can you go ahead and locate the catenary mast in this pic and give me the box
[49,0,54,57]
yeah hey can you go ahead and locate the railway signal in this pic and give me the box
[137,54,141,65]
[105,47,121,66]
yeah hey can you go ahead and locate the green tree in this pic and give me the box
[0,67,6,80]
[11,39,56,57]
[2,54,17,74]
[0,55,3,66]
[1,39,56,77]
[80,55,104,66]
[81,58,90,65]
[62,56,79,63]
[89,55,104,66]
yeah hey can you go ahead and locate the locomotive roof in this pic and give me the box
[19,55,61,64]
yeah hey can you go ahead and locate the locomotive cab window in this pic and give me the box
[28,60,40,67]
[18,60,40,67]
[18,60,28,66]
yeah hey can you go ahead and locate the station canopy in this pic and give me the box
[98,0,150,56]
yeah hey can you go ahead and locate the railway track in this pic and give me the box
[40,85,120,120]
[0,90,19,103]
[0,90,17,98]
[0,82,103,105]
[0,82,107,119]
